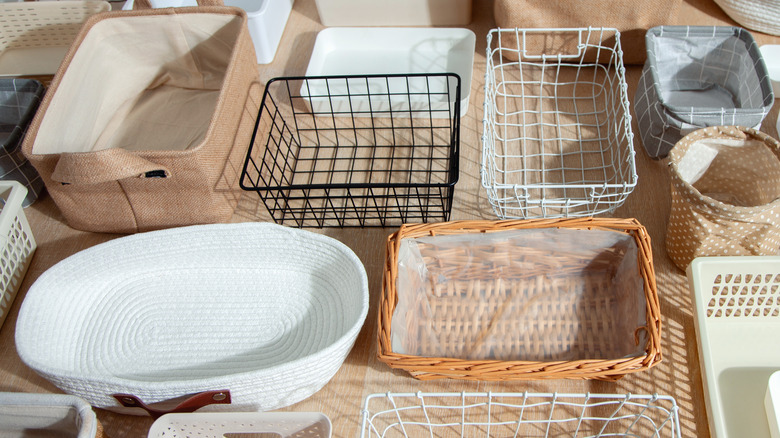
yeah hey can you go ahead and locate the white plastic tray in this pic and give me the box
[304,27,475,117]
[687,256,780,438]
[768,371,780,438]
[760,45,780,97]
[314,0,471,26]
[149,412,331,438]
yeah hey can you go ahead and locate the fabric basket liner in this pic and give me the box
[634,26,774,159]
[21,1,261,233]
[15,222,369,414]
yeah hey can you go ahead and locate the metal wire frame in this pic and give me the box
[361,392,681,438]
[241,73,460,227]
[481,27,638,219]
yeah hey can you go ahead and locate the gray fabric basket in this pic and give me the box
[634,26,774,159]
[0,78,45,206]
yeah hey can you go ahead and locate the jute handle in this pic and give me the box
[113,390,231,418]
[51,149,170,185]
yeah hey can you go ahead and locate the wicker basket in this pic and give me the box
[378,218,661,381]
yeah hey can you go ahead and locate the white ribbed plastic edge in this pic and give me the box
[149,412,331,438]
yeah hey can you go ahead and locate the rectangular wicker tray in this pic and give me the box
[378,217,662,381]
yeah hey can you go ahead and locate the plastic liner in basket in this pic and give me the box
[666,126,780,271]
[391,228,646,362]
[634,26,774,159]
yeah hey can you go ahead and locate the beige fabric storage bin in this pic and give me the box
[21,0,260,233]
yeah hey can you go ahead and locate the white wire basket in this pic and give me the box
[482,27,637,219]
[0,181,36,330]
[361,392,681,438]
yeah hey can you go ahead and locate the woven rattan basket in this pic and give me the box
[378,218,661,381]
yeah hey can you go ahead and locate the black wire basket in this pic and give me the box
[240,74,461,227]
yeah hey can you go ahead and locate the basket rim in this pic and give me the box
[377,217,662,381]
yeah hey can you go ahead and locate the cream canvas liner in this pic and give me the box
[666,126,780,270]
[31,13,241,155]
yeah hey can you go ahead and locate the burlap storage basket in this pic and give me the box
[666,126,780,271]
[21,0,260,233]
[493,0,682,65]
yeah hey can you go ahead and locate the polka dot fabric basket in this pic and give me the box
[666,126,780,271]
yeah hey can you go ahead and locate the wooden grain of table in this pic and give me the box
[2,0,780,436]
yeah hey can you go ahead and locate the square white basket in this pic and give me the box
[0,180,35,329]
[360,392,681,438]
[482,27,637,219]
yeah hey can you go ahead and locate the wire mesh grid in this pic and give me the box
[240,74,460,227]
[481,28,637,219]
[361,392,681,438]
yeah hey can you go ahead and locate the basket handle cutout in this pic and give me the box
[51,149,170,185]
[113,390,231,418]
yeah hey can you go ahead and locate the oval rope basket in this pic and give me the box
[16,222,369,413]
[377,217,662,381]
[714,0,780,36]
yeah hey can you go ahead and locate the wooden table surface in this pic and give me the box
[3,0,780,436]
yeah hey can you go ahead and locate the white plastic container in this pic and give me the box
[768,371,780,438]
[0,392,98,438]
[304,27,475,117]
[759,45,780,97]
[0,1,111,76]
[314,0,472,26]
[149,412,331,438]
[123,0,293,64]
[687,256,780,438]
[0,181,36,330]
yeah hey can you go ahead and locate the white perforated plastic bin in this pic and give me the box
[687,256,780,438]
[149,412,331,438]
[0,181,35,329]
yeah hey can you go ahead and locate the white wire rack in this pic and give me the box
[361,392,681,438]
[481,27,637,219]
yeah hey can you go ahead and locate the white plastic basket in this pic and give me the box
[0,181,36,329]
[0,392,97,438]
[149,412,331,438]
[482,28,637,219]
[687,256,780,438]
[360,392,681,438]
[0,1,111,77]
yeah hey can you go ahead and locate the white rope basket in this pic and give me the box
[15,223,369,414]
[714,0,780,36]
